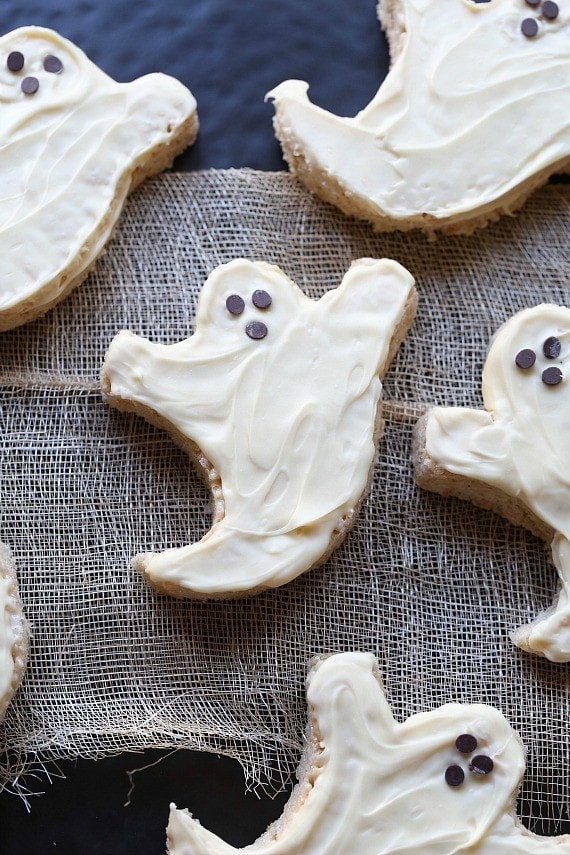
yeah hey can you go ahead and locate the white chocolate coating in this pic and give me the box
[0,573,15,703]
[0,543,28,722]
[422,304,570,660]
[0,26,197,327]
[268,0,570,232]
[167,652,570,854]
[102,258,416,597]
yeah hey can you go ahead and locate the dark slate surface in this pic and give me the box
[1,0,389,172]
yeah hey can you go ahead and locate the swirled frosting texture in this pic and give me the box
[0,543,27,722]
[0,26,197,326]
[167,652,570,853]
[0,573,15,704]
[268,0,570,230]
[422,305,570,660]
[101,258,416,596]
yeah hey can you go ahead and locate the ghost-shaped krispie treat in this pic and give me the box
[0,543,28,724]
[268,0,570,236]
[167,651,570,854]
[101,258,417,598]
[0,26,198,330]
[414,305,570,661]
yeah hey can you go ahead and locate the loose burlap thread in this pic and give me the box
[0,170,569,832]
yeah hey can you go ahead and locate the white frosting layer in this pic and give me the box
[423,304,570,660]
[0,572,15,704]
[102,258,415,596]
[167,651,570,854]
[0,26,197,322]
[268,0,570,227]
[0,543,26,721]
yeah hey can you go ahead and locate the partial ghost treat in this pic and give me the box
[101,257,417,598]
[413,304,570,662]
[167,651,570,854]
[0,26,198,331]
[268,0,570,236]
[0,543,28,723]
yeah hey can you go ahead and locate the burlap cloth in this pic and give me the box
[0,170,569,831]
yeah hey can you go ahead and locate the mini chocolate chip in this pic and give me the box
[21,76,39,95]
[226,294,245,315]
[469,755,494,775]
[543,336,561,359]
[542,0,559,18]
[7,51,24,72]
[455,734,478,754]
[246,321,268,340]
[515,349,536,370]
[445,765,465,787]
[252,289,272,309]
[43,54,63,73]
[542,366,563,386]
[525,0,541,5]
[521,17,539,36]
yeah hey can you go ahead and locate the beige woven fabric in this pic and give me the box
[0,170,569,832]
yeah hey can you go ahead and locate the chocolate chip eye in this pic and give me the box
[525,0,540,5]
[445,765,465,787]
[455,734,478,754]
[469,755,494,775]
[542,366,563,386]
[543,336,561,359]
[252,289,272,310]
[246,321,268,340]
[515,349,536,370]
[226,294,245,315]
[43,54,63,74]
[542,0,559,19]
[7,51,24,72]
[21,76,39,95]
[521,17,539,36]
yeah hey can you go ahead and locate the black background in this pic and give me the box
[0,0,390,173]
[0,1,388,852]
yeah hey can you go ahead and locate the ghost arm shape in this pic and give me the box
[423,407,514,486]
[166,652,570,854]
[317,256,417,377]
[100,332,241,444]
[102,257,416,597]
[166,653,400,855]
[267,0,570,233]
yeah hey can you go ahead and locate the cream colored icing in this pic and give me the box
[267,0,570,228]
[0,572,15,705]
[0,26,197,322]
[167,651,570,854]
[423,304,570,661]
[102,257,415,596]
[0,545,26,721]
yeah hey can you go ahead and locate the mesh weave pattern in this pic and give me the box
[0,171,569,832]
